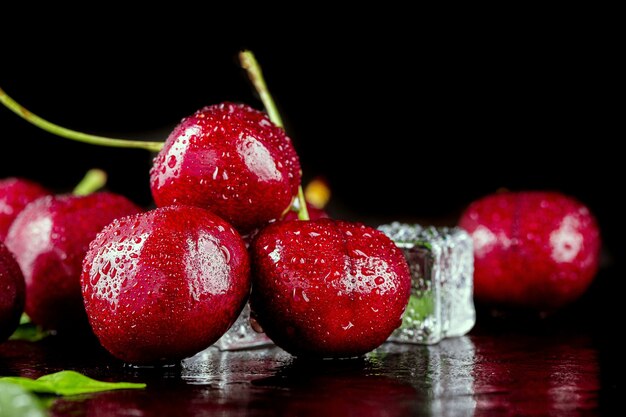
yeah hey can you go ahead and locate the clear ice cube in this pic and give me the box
[378,222,475,344]
[213,303,273,351]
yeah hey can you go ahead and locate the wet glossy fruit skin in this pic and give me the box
[459,191,601,310]
[5,193,141,331]
[251,219,411,358]
[0,242,25,341]
[0,178,50,241]
[150,103,301,233]
[81,205,251,364]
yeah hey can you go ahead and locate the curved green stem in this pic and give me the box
[239,50,309,221]
[239,51,285,128]
[73,169,108,195]
[0,87,164,152]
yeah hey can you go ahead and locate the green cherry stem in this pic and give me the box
[239,51,285,128]
[239,50,310,221]
[0,87,164,152]
[73,169,108,196]
[296,187,310,220]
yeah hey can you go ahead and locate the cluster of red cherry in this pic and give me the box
[0,52,601,365]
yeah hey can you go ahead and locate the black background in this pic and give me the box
[0,16,620,270]
[0,12,624,412]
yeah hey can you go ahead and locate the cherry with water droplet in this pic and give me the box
[251,219,411,358]
[458,191,601,311]
[81,205,250,364]
[5,186,141,331]
[0,89,301,234]
[150,103,301,232]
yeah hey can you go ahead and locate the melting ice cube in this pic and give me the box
[213,303,273,351]
[378,222,475,344]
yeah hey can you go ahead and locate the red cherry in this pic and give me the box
[5,193,141,330]
[0,241,25,341]
[459,191,601,310]
[81,205,250,364]
[3,74,303,234]
[150,103,301,233]
[251,219,411,358]
[0,178,50,241]
[2,90,302,234]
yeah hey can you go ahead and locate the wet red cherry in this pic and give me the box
[81,205,250,364]
[251,219,411,358]
[150,103,301,233]
[5,193,141,330]
[3,77,302,235]
[459,191,601,310]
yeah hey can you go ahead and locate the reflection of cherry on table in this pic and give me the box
[0,312,613,416]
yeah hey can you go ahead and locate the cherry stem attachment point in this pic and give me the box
[296,187,310,220]
[0,87,164,152]
[239,50,309,221]
[73,169,108,196]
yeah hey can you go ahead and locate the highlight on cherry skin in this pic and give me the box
[0,177,51,241]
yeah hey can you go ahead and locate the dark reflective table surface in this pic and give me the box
[0,316,619,417]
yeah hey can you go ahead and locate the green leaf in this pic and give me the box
[0,381,47,417]
[9,324,50,342]
[0,371,145,396]
[9,313,50,342]
[19,313,31,325]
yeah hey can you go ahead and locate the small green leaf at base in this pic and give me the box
[9,314,50,342]
[0,371,145,396]
[0,382,47,417]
